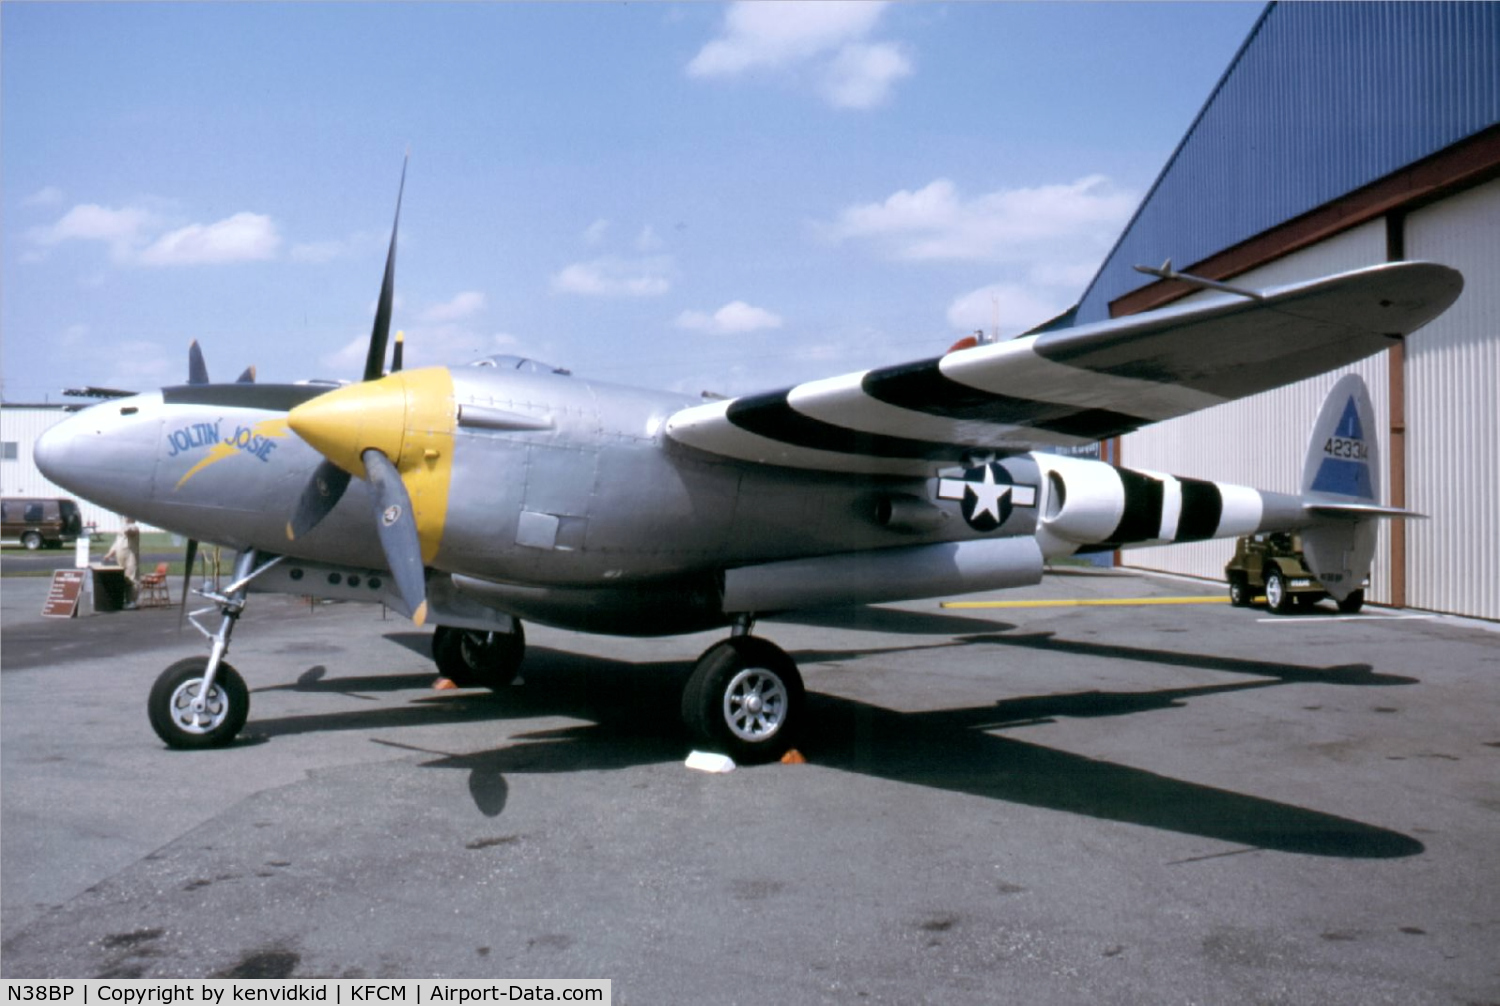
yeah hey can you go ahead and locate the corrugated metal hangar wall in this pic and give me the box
[1073,2,1500,621]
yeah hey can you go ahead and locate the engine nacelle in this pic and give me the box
[1033,454,1127,553]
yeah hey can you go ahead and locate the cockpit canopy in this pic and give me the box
[469,355,571,377]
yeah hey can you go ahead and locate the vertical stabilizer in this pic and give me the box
[1303,373,1379,502]
[1299,374,1380,601]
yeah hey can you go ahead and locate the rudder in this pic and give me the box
[1300,374,1381,602]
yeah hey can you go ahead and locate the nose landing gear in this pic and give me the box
[147,549,279,749]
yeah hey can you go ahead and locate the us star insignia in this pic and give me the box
[937,463,1037,532]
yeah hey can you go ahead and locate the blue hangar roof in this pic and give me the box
[1073,1,1500,325]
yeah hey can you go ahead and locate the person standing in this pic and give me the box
[101,516,141,609]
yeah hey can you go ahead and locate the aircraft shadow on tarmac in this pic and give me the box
[246,630,1423,860]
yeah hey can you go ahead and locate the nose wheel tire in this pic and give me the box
[682,637,804,764]
[148,656,249,749]
[1337,589,1365,615]
[432,624,525,690]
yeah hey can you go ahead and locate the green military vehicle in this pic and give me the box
[1224,531,1365,615]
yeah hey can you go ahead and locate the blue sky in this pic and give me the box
[2,1,1263,403]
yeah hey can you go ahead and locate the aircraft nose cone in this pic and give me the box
[33,411,88,491]
[33,420,65,482]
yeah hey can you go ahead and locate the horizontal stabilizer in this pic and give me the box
[1304,501,1427,520]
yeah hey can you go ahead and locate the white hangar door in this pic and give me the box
[1405,177,1500,622]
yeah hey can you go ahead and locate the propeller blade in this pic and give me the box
[236,365,257,384]
[361,447,428,625]
[391,330,404,374]
[188,341,210,385]
[286,459,354,541]
[363,156,408,383]
[177,537,199,632]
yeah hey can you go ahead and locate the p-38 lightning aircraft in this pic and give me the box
[35,172,1462,760]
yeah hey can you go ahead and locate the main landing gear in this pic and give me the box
[430,615,806,763]
[431,624,526,689]
[681,617,805,764]
[150,559,804,763]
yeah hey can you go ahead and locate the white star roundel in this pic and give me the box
[936,463,1038,532]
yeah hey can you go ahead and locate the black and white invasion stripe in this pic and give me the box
[664,262,1454,475]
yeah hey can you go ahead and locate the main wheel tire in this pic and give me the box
[148,657,249,749]
[1265,568,1295,615]
[21,532,42,551]
[1228,576,1251,607]
[682,637,805,764]
[432,624,525,690]
[1337,589,1365,615]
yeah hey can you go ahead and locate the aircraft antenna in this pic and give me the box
[1134,259,1265,300]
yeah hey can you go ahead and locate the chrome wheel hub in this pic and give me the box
[723,668,787,742]
[168,679,229,735]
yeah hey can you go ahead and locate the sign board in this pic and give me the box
[42,569,87,618]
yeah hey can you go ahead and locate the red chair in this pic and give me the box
[138,562,171,607]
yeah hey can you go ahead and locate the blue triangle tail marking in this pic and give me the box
[1334,397,1364,440]
[1311,457,1373,499]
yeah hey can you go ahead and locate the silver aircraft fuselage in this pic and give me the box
[36,365,1048,632]
[36,360,1312,635]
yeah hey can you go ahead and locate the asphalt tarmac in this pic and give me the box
[2,568,1497,1002]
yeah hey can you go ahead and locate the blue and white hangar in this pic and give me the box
[1071,1,1499,621]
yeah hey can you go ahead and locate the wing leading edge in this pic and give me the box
[664,261,1462,475]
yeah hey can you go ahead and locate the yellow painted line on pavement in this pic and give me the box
[942,596,1231,609]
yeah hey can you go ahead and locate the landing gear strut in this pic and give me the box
[148,550,278,749]
[431,623,526,689]
[682,618,804,764]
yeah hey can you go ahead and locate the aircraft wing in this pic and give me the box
[664,261,1462,476]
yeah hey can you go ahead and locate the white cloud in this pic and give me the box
[583,219,611,246]
[23,186,65,208]
[821,42,912,109]
[28,202,284,267]
[420,291,487,324]
[290,230,384,264]
[946,283,1071,339]
[676,300,785,335]
[136,212,281,266]
[688,1,910,109]
[551,256,674,297]
[689,2,885,75]
[824,175,1137,263]
[28,204,158,259]
[635,225,664,252]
